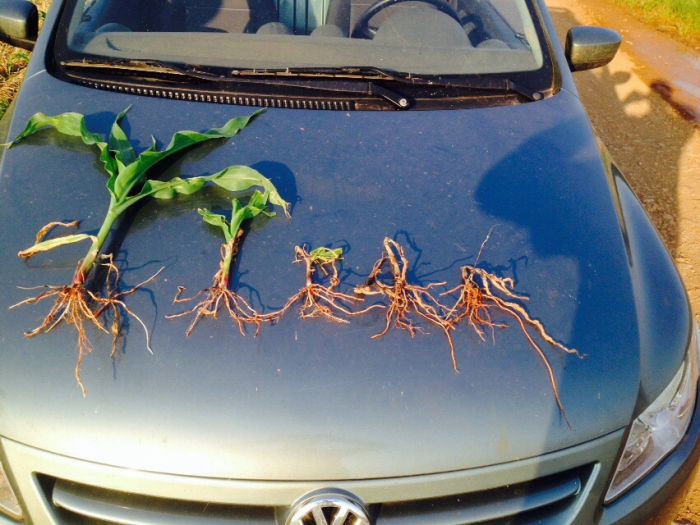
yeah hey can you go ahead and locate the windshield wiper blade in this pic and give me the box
[63,60,539,104]
[426,77,543,101]
[61,59,413,109]
[61,58,226,80]
[232,66,542,101]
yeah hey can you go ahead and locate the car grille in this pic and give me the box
[38,466,590,525]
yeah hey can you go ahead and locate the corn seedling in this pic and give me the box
[442,232,583,426]
[7,108,286,394]
[168,191,286,335]
[354,238,456,361]
[272,246,380,324]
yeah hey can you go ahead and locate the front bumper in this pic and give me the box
[1,388,699,525]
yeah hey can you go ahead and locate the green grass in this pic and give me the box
[613,0,700,48]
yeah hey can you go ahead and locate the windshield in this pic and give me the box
[60,0,544,76]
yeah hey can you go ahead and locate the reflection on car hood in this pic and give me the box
[0,80,656,480]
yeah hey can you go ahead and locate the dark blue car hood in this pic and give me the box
[0,75,672,480]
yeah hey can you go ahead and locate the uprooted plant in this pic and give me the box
[354,237,456,363]
[272,245,380,324]
[442,232,583,425]
[7,107,287,394]
[167,190,286,336]
[354,234,581,425]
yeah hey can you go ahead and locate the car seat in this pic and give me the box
[275,0,350,35]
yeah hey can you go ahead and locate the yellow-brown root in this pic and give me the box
[9,256,161,396]
[167,242,268,336]
[166,284,266,336]
[355,238,456,368]
[443,263,583,427]
[269,245,381,324]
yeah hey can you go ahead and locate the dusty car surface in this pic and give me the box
[0,0,698,524]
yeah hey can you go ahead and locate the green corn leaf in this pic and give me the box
[138,176,209,200]
[227,191,272,240]
[208,165,289,216]
[108,106,136,166]
[237,191,271,221]
[5,110,122,177]
[240,190,274,220]
[198,208,232,241]
[7,111,105,147]
[17,233,95,259]
[120,165,289,216]
[309,247,344,262]
[110,110,264,202]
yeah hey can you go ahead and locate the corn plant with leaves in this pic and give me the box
[167,190,284,335]
[7,107,287,394]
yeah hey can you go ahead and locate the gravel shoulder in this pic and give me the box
[547,0,700,522]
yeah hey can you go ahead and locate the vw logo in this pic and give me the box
[286,488,371,525]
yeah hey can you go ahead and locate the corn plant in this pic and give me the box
[168,191,282,335]
[272,245,380,324]
[356,234,582,426]
[7,107,287,394]
[441,231,583,426]
[354,237,456,359]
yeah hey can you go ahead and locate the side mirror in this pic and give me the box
[0,0,39,51]
[565,26,622,72]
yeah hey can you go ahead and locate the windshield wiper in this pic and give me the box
[61,59,413,109]
[229,66,543,101]
[62,59,540,105]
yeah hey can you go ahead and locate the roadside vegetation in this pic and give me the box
[0,0,49,120]
[613,0,700,49]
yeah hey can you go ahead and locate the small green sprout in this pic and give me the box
[7,107,288,394]
[168,190,280,335]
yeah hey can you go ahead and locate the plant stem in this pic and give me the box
[218,241,235,289]
[75,204,120,283]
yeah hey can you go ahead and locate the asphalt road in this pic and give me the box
[547,0,700,522]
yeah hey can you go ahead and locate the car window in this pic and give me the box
[62,0,544,76]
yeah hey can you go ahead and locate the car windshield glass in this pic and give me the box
[62,0,544,76]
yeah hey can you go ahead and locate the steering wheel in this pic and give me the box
[351,0,462,39]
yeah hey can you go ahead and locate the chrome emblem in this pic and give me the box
[286,489,371,525]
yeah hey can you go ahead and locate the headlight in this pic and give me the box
[0,459,22,521]
[605,324,699,503]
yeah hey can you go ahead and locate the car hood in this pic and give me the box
[0,76,668,480]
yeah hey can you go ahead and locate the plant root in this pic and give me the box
[9,255,161,396]
[355,238,456,366]
[166,241,267,336]
[442,236,583,426]
[270,246,381,324]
